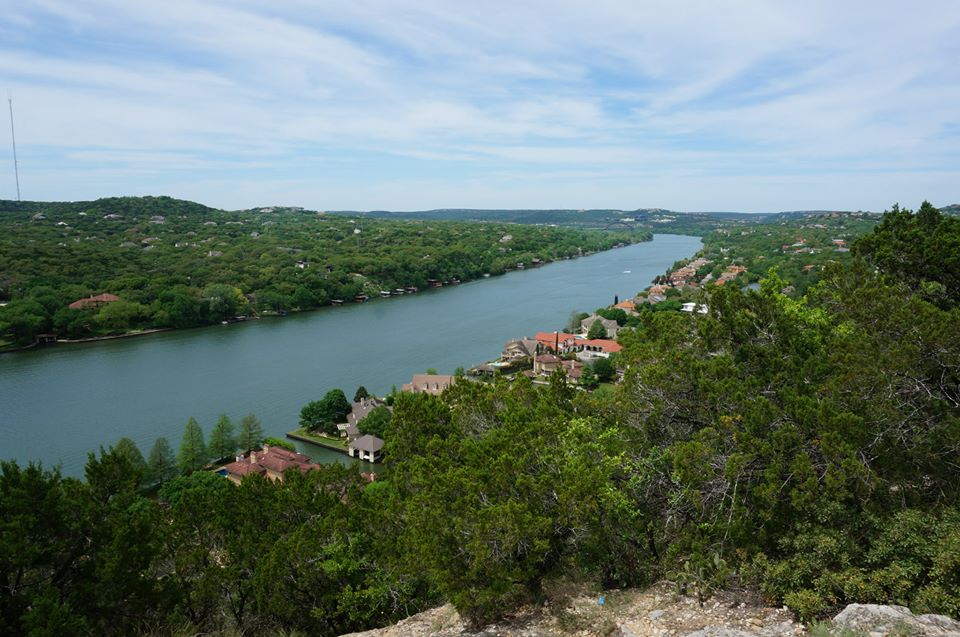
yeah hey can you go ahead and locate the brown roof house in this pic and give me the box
[402,374,456,395]
[580,314,620,339]
[68,293,121,310]
[533,353,562,375]
[501,338,539,362]
[222,444,320,484]
[336,397,386,440]
[348,434,384,463]
[561,359,584,383]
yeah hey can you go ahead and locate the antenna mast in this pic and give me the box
[8,95,21,201]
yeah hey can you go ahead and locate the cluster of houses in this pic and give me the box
[667,257,712,287]
[335,396,388,462]
[496,307,626,384]
[219,252,742,484]
[710,264,747,286]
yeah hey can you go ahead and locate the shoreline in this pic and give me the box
[286,430,349,455]
[2,236,652,355]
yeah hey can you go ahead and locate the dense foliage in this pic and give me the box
[687,212,878,296]
[0,202,958,636]
[0,196,645,347]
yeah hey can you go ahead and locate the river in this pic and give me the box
[0,234,701,476]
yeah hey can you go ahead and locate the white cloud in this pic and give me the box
[2,0,958,209]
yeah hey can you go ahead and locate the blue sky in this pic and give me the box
[1,1,958,211]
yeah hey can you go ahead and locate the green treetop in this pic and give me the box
[177,417,209,474]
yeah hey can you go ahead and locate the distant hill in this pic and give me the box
[940,203,960,215]
[330,206,878,235]
[0,195,218,218]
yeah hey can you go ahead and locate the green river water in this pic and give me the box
[0,234,701,475]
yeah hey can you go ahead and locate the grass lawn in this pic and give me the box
[288,427,349,450]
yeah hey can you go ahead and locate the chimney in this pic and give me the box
[263,443,270,454]
[250,450,257,464]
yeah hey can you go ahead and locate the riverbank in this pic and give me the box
[0,234,702,476]
[286,428,349,454]
[2,239,650,355]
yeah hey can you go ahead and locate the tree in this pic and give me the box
[587,319,607,339]
[299,389,352,435]
[591,356,615,383]
[238,413,264,452]
[854,201,960,308]
[358,406,392,438]
[208,413,237,461]
[263,436,295,451]
[177,417,208,474]
[597,307,628,325]
[202,284,247,321]
[113,437,147,481]
[566,311,588,332]
[146,437,178,484]
[353,386,369,402]
[579,364,599,389]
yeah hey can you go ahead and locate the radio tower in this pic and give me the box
[8,94,21,201]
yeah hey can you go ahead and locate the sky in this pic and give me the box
[1,1,958,212]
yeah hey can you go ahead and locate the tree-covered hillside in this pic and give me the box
[0,197,646,347]
[0,202,957,637]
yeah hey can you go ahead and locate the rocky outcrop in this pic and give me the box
[832,604,960,637]
[340,582,802,637]
[340,586,960,637]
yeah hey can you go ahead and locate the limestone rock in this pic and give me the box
[685,627,755,637]
[833,604,960,637]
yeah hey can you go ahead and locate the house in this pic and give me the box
[347,397,386,427]
[533,353,562,375]
[614,299,637,314]
[222,444,320,484]
[681,302,709,314]
[534,331,579,354]
[336,422,361,440]
[402,374,456,395]
[502,338,539,361]
[576,339,623,361]
[348,434,384,462]
[68,293,121,310]
[561,359,584,383]
[580,314,620,339]
[638,293,667,305]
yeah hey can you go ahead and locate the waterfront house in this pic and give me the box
[347,397,386,426]
[614,299,638,314]
[580,315,620,339]
[402,374,456,395]
[534,331,579,354]
[222,444,320,484]
[502,338,539,362]
[576,339,623,361]
[348,434,384,462]
[68,293,120,310]
[336,422,361,441]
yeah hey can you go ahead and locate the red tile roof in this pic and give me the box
[579,339,623,353]
[534,331,578,351]
[223,445,319,481]
[68,293,121,310]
